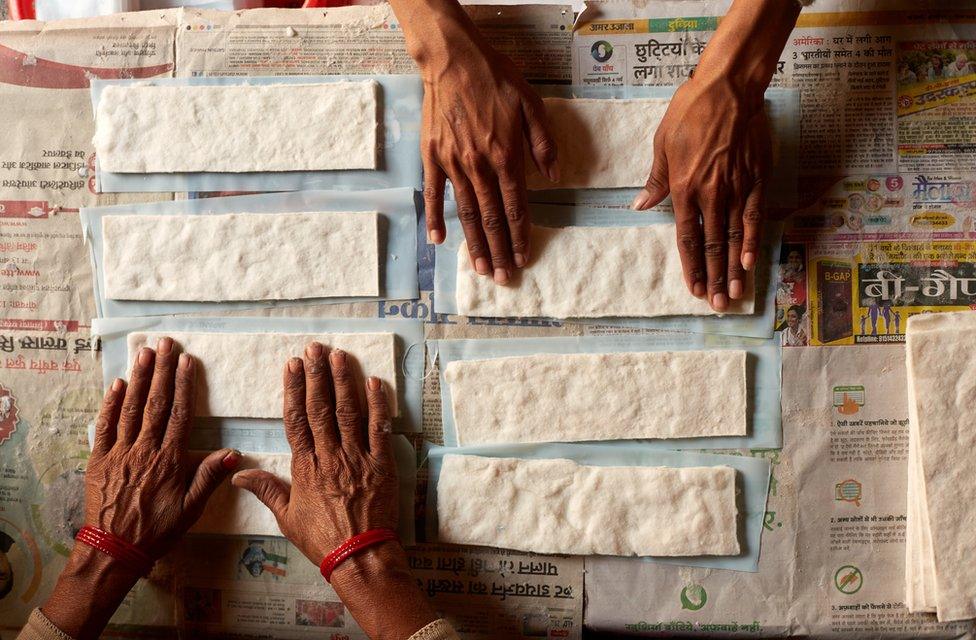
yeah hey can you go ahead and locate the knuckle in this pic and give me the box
[703,241,726,258]
[119,401,142,425]
[727,227,744,243]
[481,211,506,233]
[710,274,727,288]
[305,397,333,421]
[743,208,762,224]
[532,135,557,160]
[144,394,170,421]
[284,406,308,428]
[504,201,525,224]
[168,400,190,427]
[678,233,701,254]
[422,185,442,202]
[457,204,480,225]
[335,403,360,426]
[466,240,485,256]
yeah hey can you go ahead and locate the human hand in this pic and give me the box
[629,0,800,313]
[42,337,239,639]
[632,79,771,312]
[233,343,436,638]
[406,2,559,284]
[84,338,241,556]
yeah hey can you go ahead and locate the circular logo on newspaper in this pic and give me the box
[591,41,614,63]
[679,584,707,610]
[834,565,863,594]
[0,386,18,446]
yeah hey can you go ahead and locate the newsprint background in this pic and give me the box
[2,1,976,638]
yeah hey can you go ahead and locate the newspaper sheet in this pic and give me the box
[0,5,583,638]
[573,1,976,637]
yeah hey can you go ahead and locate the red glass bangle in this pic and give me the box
[320,528,397,583]
[75,525,154,577]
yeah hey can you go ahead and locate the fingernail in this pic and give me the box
[630,189,652,211]
[729,279,743,300]
[692,281,706,297]
[111,378,124,392]
[138,347,153,367]
[330,349,346,366]
[514,253,526,267]
[493,267,510,284]
[156,337,172,356]
[178,353,192,370]
[547,164,560,183]
[742,252,756,270]
[222,449,242,470]
[428,229,444,244]
[288,357,302,374]
[367,376,381,391]
[305,342,322,359]
[475,257,490,275]
[712,292,728,311]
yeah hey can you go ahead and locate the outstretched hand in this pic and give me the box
[633,79,771,312]
[233,343,437,639]
[42,337,239,640]
[405,1,559,284]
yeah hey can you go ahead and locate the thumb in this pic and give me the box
[632,145,670,211]
[184,448,239,514]
[231,468,290,520]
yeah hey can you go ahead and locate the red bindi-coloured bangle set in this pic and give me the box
[319,528,398,583]
[75,525,154,577]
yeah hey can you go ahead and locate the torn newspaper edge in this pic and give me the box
[92,315,425,433]
[80,188,419,318]
[433,203,781,339]
[425,442,771,573]
[431,333,782,449]
[90,74,422,193]
[525,85,799,209]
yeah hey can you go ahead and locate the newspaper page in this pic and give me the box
[0,5,583,638]
[574,0,976,637]
[0,11,178,636]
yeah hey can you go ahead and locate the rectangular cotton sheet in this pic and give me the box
[436,454,739,556]
[444,351,747,445]
[906,311,976,621]
[93,81,378,173]
[525,97,668,190]
[103,212,379,302]
[191,452,290,536]
[456,224,755,319]
[127,331,398,418]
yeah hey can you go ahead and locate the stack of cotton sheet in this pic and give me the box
[905,311,976,621]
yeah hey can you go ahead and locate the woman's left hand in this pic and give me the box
[84,337,239,558]
[41,337,240,640]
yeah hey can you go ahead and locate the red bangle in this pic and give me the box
[319,528,397,583]
[75,525,154,577]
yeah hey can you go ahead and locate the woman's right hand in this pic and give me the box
[392,0,559,285]
[232,343,437,639]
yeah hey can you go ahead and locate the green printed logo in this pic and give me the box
[834,565,863,594]
[680,584,707,610]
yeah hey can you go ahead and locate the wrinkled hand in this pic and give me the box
[87,337,240,558]
[232,343,396,568]
[633,79,771,311]
[415,11,559,284]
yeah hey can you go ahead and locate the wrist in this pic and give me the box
[40,543,141,640]
[392,0,484,70]
[330,542,438,640]
[693,0,800,97]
